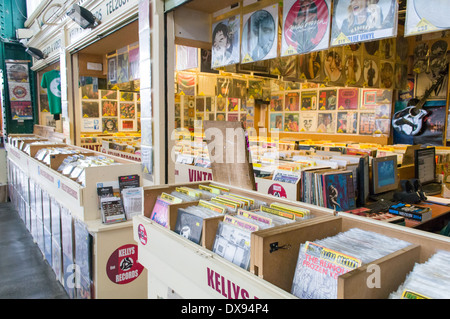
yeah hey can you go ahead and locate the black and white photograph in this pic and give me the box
[241,5,278,63]
[211,15,240,68]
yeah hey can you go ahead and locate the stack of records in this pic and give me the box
[174,201,225,245]
[389,250,450,299]
[291,228,412,299]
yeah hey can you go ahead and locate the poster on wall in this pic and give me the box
[405,0,450,36]
[211,15,240,68]
[241,4,278,63]
[330,0,398,46]
[6,61,33,121]
[281,0,331,56]
[82,118,101,132]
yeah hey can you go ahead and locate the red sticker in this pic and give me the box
[106,244,144,284]
[268,183,287,198]
[138,224,147,245]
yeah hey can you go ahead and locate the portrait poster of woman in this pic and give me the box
[323,49,344,84]
[241,5,278,63]
[211,15,240,68]
[281,0,331,56]
[330,0,398,46]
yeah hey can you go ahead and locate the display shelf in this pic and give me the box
[6,141,142,221]
[5,132,147,299]
[134,181,450,299]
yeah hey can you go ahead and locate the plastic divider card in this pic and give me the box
[291,228,412,299]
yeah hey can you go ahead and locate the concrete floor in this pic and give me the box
[0,201,69,299]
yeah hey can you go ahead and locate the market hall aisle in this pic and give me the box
[0,201,69,299]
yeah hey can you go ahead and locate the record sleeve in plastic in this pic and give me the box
[282,0,331,56]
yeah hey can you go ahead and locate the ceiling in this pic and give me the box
[78,20,139,55]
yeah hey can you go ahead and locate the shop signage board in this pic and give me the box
[68,0,140,46]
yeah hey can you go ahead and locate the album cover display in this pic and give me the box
[363,58,380,87]
[281,0,331,56]
[323,49,344,83]
[284,113,300,132]
[299,52,322,80]
[405,0,450,36]
[337,111,358,134]
[241,4,278,63]
[318,88,337,110]
[270,113,284,131]
[299,112,318,132]
[317,112,335,133]
[211,15,240,68]
[337,88,359,110]
[331,0,398,46]
[285,92,300,111]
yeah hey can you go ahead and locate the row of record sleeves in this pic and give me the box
[210,0,450,68]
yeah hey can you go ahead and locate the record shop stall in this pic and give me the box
[138,0,450,299]
[9,1,150,299]
[166,0,450,187]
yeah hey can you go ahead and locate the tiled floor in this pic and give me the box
[0,201,68,299]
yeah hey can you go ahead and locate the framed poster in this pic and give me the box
[330,0,398,46]
[241,4,278,63]
[211,15,240,68]
[281,0,331,56]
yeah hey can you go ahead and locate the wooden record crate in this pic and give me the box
[140,181,450,299]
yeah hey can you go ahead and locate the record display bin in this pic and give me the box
[134,181,450,299]
[6,134,147,299]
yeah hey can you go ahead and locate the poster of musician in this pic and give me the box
[282,0,331,56]
[330,0,398,46]
[241,5,278,63]
[211,15,240,68]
